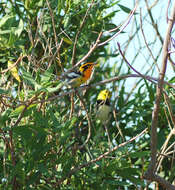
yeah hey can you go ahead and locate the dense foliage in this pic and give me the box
[0,0,175,189]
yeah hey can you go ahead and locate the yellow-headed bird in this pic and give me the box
[96,89,111,123]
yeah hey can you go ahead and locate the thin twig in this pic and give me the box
[149,0,159,10]
[63,32,103,75]
[48,39,64,68]
[158,152,175,160]
[145,0,163,44]
[104,124,112,148]
[69,92,74,120]
[98,1,138,47]
[46,0,58,46]
[37,10,53,58]
[56,128,147,185]
[113,110,125,142]
[164,92,175,128]
[56,38,64,72]
[117,42,156,84]
[71,0,95,65]
[140,8,160,72]
[0,56,23,74]
[16,73,175,106]
[156,128,175,172]
[76,91,92,149]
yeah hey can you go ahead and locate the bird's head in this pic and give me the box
[97,89,111,101]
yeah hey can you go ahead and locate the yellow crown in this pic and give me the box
[97,89,111,101]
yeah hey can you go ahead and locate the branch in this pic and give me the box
[71,0,95,65]
[13,92,42,127]
[0,56,23,74]
[145,0,163,44]
[17,73,175,106]
[139,8,160,72]
[56,128,147,185]
[117,42,156,84]
[166,0,171,23]
[46,0,58,46]
[98,1,138,47]
[62,32,103,76]
[76,91,92,149]
[144,1,175,189]
[1,72,174,108]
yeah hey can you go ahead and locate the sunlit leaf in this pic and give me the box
[0,15,15,28]
[63,37,72,45]
[8,60,21,82]
[10,104,37,117]
[14,19,24,37]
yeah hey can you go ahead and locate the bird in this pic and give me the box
[60,62,97,88]
[96,89,111,123]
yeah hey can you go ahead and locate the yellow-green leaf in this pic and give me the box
[63,37,72,45]
[8,60,21,82]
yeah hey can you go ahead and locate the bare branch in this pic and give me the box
[145,0,163,44]
[117,42,156,84]
[140,8,160,72]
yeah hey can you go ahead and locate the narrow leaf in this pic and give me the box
[8,60,21,82]
[118,4,132,14]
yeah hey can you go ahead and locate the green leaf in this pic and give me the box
[14,19,24,37]
[110,1,120,7]
[13,125,33,141]
[63,37,73,45]
[169,76,175,83]
[129,151,150,158]
[46,84,62,93]
[57,0,62,15]
[8,32,16,46]
[10,105,25,117]
[0,88,8,94]
[105,180,129,186]
[103,11,119,19]
[0,15,15,28]
[0,108,12,125]
[144,79,154,102]
[118,4,132,14]
[0,29,11,34]
[20,67,38,87]
[40,70,53,83]
[10,104,37,117]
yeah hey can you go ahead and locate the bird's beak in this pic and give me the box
[93,61,98,65]
[94,61,100,67]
